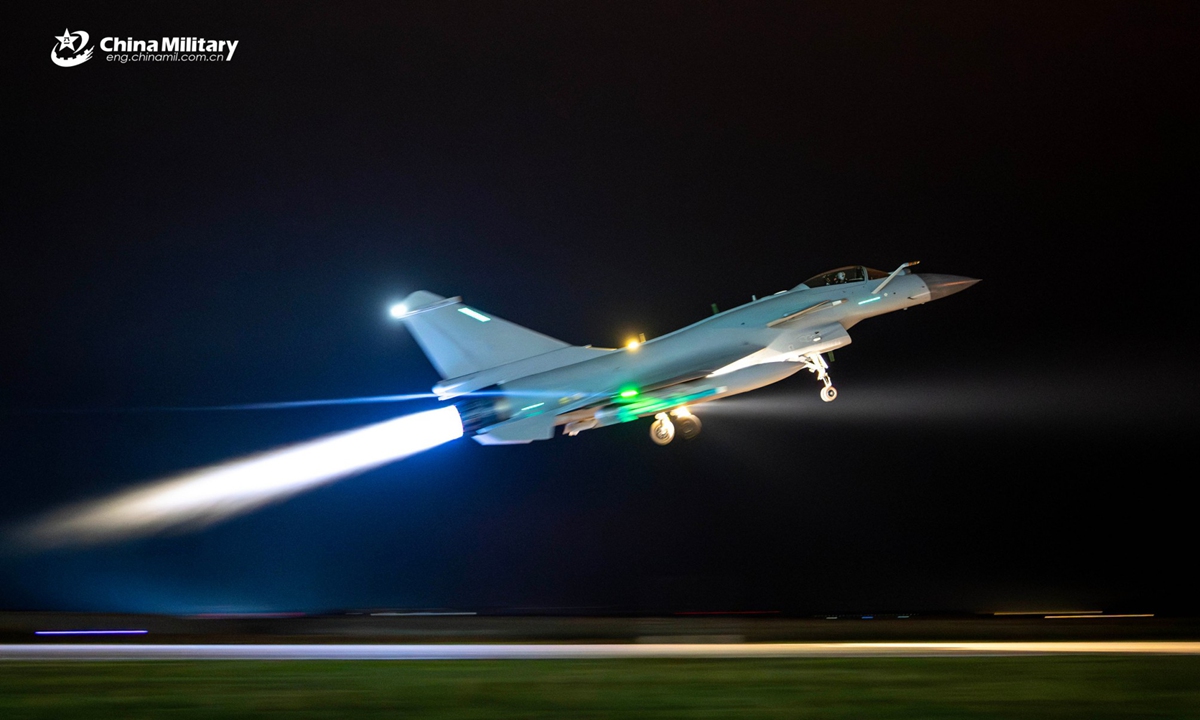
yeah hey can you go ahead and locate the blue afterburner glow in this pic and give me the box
[30,390,565,414]
[20,406,464,549]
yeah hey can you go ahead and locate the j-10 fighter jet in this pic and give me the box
[393,263,977,445]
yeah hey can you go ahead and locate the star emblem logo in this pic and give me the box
[51,28,93,67]
[55,29,77,51]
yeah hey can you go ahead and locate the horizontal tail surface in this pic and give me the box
[399,291,571,379]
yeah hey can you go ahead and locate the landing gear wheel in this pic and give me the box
[801,353,839,403]
[675,414,702,440]
[650,417,676,445]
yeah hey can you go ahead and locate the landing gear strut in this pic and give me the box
[799,353,838,402]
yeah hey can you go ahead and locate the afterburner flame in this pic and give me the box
[20,406,463,549]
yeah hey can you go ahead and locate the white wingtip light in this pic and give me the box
[389,303,409,319]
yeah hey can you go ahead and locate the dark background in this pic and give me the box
[2,2,1195,615]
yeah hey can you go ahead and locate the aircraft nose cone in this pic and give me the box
[917,273,980,301]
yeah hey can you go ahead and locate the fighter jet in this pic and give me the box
[393,262,978,445]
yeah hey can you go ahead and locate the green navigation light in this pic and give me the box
[611,387,722,424]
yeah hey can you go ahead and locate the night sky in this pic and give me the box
[3,2,1196,615]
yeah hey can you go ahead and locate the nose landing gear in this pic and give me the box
[798,353,838,402]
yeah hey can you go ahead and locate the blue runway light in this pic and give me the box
[36,630,148,636]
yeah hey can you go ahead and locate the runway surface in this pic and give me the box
[4,642,1200,660]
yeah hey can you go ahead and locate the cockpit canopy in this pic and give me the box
[796,266,889,289]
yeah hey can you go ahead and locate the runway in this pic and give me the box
[4,642,1200,660]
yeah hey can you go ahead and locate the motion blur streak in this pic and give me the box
[163,393,441,411]
[26,393,441,414]
[17,406,463,549]
[3,642,1199,660]
[699,376,1182,425]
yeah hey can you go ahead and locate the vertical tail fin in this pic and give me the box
[399,291,571,379]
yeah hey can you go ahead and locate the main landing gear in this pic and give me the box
[649,407,702,445]
[797,353,838,402]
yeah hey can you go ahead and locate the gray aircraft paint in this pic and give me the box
[398,265,977,444]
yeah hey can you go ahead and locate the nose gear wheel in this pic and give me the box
[799,353,838,402]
